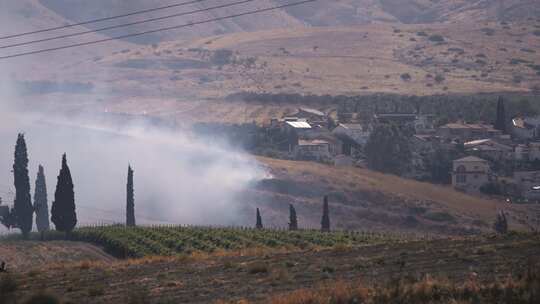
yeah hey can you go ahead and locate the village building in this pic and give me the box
[332,123,371,156]
[437,122,502,141]
[294,139,331,161]
[512,116,540,141]
[452,156,491,193]
[464,139,514,161]
[291,108,327,126]
[513,142,540,162]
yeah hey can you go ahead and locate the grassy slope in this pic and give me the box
[255,157,538,234]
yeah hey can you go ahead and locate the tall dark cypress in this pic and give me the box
[289,204,298,231]
[495,96,507,133]
[126,165,136,227]
[321,195,330,232]
[51,154,77,236]
[256,208,263,229]
[13,134,33,238]
[34,165,50,238]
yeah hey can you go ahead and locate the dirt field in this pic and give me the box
[0,241,115,271]
[3,233,538,303]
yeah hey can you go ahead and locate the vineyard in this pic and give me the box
[42,225,405,258]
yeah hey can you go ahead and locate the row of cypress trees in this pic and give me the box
[256,195,331,232]
[5,134,77,238]
[3,134,137,237]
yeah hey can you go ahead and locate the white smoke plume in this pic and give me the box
[0,109,265,230]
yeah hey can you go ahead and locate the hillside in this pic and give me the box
[13,19,540,125]
[250,157,540,235]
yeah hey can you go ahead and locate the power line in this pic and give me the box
[0,0,210,40]
[0,0,317,60]
[0,0,260,50]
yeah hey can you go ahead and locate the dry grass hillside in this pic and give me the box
[72,20,539,125]
[249,157,540,235]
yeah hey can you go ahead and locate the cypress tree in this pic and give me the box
[494,211,508,234]
[51,154,77,237]
[34,165,50,239]
[495,96,507,133]
[321,195,330,232]
[289,204,298,231]
[13,133,33,238]
[126,165,136,227]
[256,208,263,229]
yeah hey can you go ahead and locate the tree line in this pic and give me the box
[0,134,136,238]
[0,134,335,237]
[255,195,331,232]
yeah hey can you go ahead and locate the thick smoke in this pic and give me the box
[0,110,265,230]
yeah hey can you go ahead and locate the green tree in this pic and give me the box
[126,165,136,227]
[427,149,454,184]
[321,196,330,232]
[51,154,77,237]
[0,198,16,229]
[289,204,298,231]
[365,124,411,175]
[495,96,507,133]
[255,208,263,229]
[13,134,33,238]
[34,165,50,239]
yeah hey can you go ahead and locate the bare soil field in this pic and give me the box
[2,233,538,303]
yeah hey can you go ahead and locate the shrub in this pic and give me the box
[481,28,495,36]
[0,274,18,295]
[23,291,61,304]
[424,211,455,223]
[248,262,269,274]
[211,49,234,66]
[428,34,445,42]
[434,74,445,83]
[400,73,412,81]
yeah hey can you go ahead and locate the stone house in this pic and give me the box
[452,156,491,193]
[294,139,331,161]
[438,122,502,142]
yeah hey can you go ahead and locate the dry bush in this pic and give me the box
[22,291,61,304]
[270,281,368,304]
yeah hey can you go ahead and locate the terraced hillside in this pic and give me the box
[1,232,538,303]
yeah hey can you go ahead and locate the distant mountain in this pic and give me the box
[4,0,538,47]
